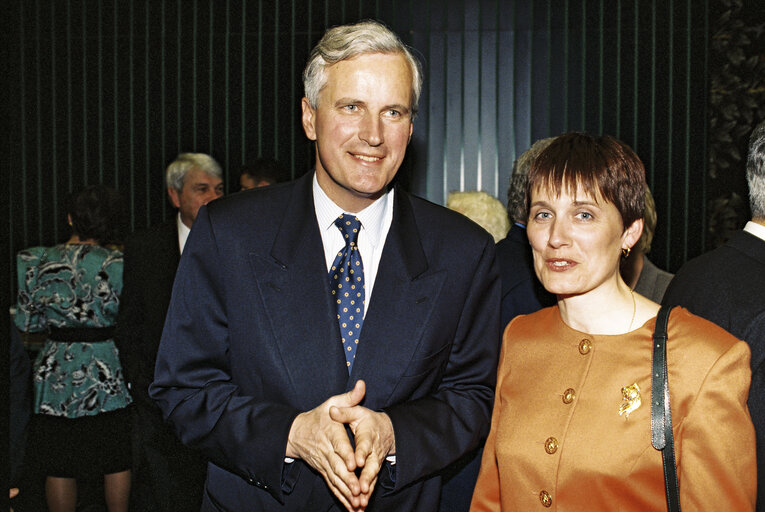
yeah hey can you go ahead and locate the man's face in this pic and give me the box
[301,52,414,212]
[168,167,224,228]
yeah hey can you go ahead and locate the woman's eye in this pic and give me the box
[577,212,593,220]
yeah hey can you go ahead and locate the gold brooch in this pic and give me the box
[618,382,641,418]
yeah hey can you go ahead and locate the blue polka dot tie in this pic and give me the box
[329,214,365,373]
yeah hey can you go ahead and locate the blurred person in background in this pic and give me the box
[116,152,222,512]
[239,157,288,190]
[447,190,510,243]
[496,138,557,330]
[14,185,133,512]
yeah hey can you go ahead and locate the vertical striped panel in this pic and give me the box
[7,0,712,303]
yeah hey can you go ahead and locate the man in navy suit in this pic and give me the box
[150,20,500,512]
[663,120,765,511]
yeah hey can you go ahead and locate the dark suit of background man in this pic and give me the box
[116,153,224,512]
[663,119,765,511]
[150,20,500,512]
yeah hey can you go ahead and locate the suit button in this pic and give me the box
[539,490,552,507]
[562,388,576,404]
[544,437,559,454]
[578,339,592,355]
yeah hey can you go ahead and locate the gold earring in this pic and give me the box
[622,247,631,258]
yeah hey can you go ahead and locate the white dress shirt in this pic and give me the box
[744,220,765,243]
[176,213,191,254]
[312,174,394,317]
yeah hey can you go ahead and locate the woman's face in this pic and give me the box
[526,183,641,298]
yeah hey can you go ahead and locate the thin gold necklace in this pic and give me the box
[628,289,636,331]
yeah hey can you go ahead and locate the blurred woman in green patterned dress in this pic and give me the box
[14,185,133,512]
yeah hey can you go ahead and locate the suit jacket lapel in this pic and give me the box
[248,173,349,404]
[351,190,447,405]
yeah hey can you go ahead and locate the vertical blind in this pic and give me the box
[6,0,709,302]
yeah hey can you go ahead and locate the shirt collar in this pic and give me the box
[744,220,765,243]
[312,173,392,249]
[177,212,191,254]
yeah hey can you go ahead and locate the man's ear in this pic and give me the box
[301,97,317,141]
[167,188,181,209]
[623,218,644,251]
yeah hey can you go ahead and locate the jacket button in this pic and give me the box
[544,437,559,454]
[539,490,552,507]
[562,388,576,404]
[578,339,592,355]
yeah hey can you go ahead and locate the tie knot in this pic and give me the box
[335,214,362,244]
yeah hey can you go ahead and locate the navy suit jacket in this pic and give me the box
[117,219,180,405]
[662,229,765,511]
[149,172,501,511]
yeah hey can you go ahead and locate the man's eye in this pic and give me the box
[343,105,359,112]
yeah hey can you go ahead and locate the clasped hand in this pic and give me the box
[286,380,395,512]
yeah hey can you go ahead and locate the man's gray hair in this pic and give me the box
[506,137,557,224]
[747,120,765,219]
[165,153,223,192]
[303,20,423,118]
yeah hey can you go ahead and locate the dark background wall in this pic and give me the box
[5,0,765,304]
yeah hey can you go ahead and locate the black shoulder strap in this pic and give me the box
[651,305,681,511]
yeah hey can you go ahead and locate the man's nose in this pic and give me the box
[358,113,384,146]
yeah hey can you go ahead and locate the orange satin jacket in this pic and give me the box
[471,306,756,511]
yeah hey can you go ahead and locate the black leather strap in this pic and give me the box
[651,305,681,511]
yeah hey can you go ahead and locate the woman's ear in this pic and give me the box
[623,218,644,250]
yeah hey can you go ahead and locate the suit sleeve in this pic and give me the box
[115,236,154,402]
[149,206,299,503]
[677,339,757,510]
[383,234,501,491]
[469,323,513,511]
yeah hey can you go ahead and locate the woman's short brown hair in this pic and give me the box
[526,132,646,229]
[67,185,126,246]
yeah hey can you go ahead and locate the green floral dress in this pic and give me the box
[14,244,133,418]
